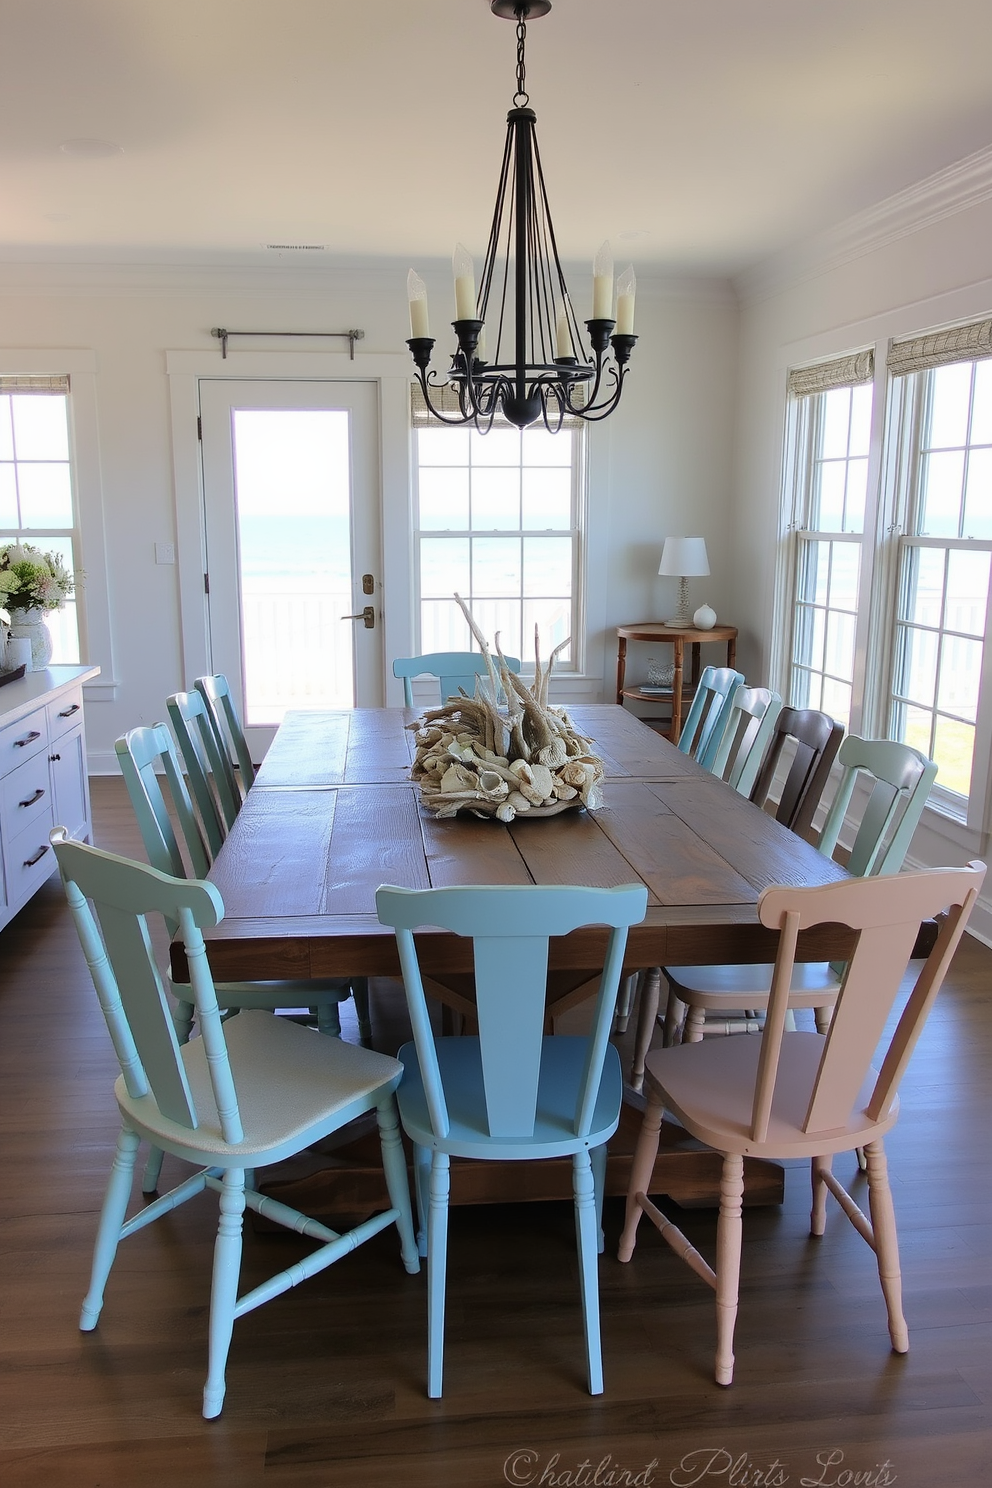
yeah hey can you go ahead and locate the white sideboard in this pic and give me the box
[0,664,100,933]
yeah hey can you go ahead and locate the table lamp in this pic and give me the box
[658,536,709,627]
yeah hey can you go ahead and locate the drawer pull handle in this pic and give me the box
[58,703,81,717]
[14,730,42,748]
[49,753,61,762]
[19,788,46,808]
[23,844,49,868]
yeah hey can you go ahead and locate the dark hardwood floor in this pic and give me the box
[0,776,989,1486]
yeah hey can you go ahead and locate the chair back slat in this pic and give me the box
[755,865,985,1141]
[166,691,229,853]
[677,666,745,764]
[392,652,522,707]
[709,686,783,795]
[52,834,231,1135]
[195,674,256,797]
[817,736,937,876]
[750,707,844,837]
[116,725,211,886]
[376,883,647,1142]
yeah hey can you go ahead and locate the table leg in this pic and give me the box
[616,636,628,705]
[670,639,685,742]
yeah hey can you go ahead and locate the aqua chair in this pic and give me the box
[631,736,939,1079]
[376,881,648,1398]
[165,690,229,856]
[708,685,783,797]
[116,725,372,1066]
[52,831,419,1420]
[676,665,745,764]
[195,674,255,818]
[392,651,521,707]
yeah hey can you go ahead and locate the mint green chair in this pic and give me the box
[194,673,255,824]
[708,685,783,797]
[392,651,521,706]
[165,689,229,856]
[677,664,745,764]
[53,831,419,1420]
[376,881,648,1399]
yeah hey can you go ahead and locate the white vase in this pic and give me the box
[693,602,717,630]
[7,607,54,670]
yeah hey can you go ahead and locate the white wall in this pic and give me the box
[731,183,992,934]
[0,260,739,768]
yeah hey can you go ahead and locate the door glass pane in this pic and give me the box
[231,409,353,725]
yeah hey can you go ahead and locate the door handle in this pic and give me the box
[341,605,376,629]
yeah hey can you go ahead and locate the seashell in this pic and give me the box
[506,790,531,812]
[551,778,578,800]
[476,769,509,799]
[440,762,478,794]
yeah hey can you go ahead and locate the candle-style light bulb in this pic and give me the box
[407,269,430,338]
[592,240,614,320]
[615,265,636,335]
[452,242,477,320]
[555,301,572,358]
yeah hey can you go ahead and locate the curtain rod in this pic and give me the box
[211,328,365,360]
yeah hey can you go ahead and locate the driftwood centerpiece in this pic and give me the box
[410,598,605,823]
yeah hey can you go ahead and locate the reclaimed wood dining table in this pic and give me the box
[172,704,854,1213]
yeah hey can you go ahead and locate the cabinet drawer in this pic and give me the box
[1,752,52,837]
[48,690,84,740]
[0,706,49,776]
[3,804,57,905]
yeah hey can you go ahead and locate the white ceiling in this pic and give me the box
[2,0,992,276]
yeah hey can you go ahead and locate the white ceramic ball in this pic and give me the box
[693,603,717,630]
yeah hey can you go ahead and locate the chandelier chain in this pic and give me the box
[514,13,528,106]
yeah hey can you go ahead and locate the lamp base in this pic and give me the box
[663,577,693,628]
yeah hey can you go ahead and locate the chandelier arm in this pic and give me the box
[576,367,630,422]
[414,370,476,427]
[538,384,568,435]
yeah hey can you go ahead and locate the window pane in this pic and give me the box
[899,703,934,757]
[523,598,571,660]
[821,389,851,460]
[904,547,945,627]
[797,540,829,605]
[815,462,846,530]
[920,449,965,536]
[0,399,13,461]
[828,543,859,610]
[469,597,521,659]
[809,606,826,671]
[523,536,571,598]
[0,465,17,526]
[932,715,974,797]
[938,635,982,721]
[421,599,471,654]
[522,428,572,466]
[419,467,469,530]
[470,428,520,466]
[963,446,992,538]
[15,463,74,528]
[522,467,571,528]
[844,458,868,532]
[969,360,992,445]
[472,536,520,596]
[928,362,972,449]
[11,396,70,461]
[472,467,519,529]
[418,427,470,465]
[39,535,79,664]
[420,536,469,596]
[945,548,990,636]
[821,676,851,729]
[824,610,855,678]
[896,625,938,708]
[849,384,873,457]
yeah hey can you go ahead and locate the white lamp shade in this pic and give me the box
[658,536,709,578]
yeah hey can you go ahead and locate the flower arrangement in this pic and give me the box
[0,542,75,614]
[409,595,605,823]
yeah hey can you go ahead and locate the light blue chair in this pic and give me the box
[676,664,745,766]
[165,689,230,856]
[392,651,521,707]
[195,673,256,815]
[53,831,419,1420]
[708,685,783,797]
[376,881,648,1398]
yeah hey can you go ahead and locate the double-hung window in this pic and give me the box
[412,390,584,667]
[778,352,876,731]
[0,375,80,663]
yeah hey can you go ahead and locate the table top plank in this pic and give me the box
[421,811,533,888]
[320,785,431,911]
[208,789,338,917]
[508,801,665,896]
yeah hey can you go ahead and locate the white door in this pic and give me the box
[198,380,382,757]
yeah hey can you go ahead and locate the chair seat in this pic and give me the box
[117,1010,403,1164]
[643,1030,899,1159]
[397,1036,623,1161]
[665,960,841,1009]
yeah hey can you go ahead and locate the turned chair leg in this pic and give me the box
[618,1093,664,1262]
[630,968,663,1090]
[714,1153,744,1387]
[864,1140,909,1353]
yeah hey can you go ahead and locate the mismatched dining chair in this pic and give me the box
[375,881,648,1398]
[708,685,783,797]
[619,862,984,1386]
[747,705,844,839]
[53,832,419,1419]
[392,651,521,707]
[676,664,745,765]
[631,736,939,1076]
[165,689,229,857]
[195,673,255,817]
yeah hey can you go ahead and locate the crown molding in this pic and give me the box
[737,142,992,305]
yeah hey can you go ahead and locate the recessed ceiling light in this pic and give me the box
[265,243,328,251]
[59,138,123,159]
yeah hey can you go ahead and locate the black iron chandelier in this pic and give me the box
[406,0,637,432]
